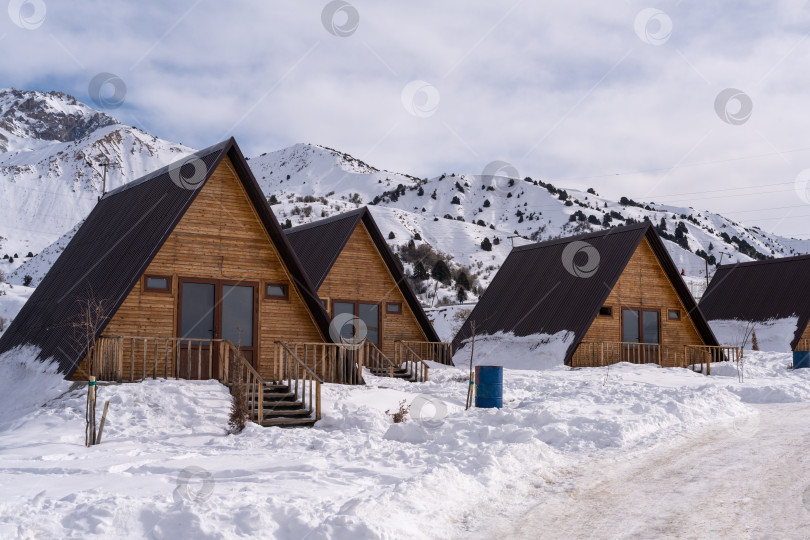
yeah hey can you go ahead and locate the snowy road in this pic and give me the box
[475,403,810,540]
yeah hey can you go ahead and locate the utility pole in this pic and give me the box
[507,235,520,248]
[705,258,710,287]
[98,161,109,202]
[88,159,119,202]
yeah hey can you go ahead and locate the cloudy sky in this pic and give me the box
[5,0,810,237]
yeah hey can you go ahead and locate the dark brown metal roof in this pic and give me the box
[0,138,333,377]
[699,254,810,350]
[285,209,365,289]
[452,222,718,364]
[286,207,440,343]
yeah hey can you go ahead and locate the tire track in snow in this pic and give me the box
[471,403,810,539]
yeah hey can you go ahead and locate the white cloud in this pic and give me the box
[4,0,810,237]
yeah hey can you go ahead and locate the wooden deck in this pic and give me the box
[571,342,742,375]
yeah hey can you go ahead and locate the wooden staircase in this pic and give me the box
[366,341,430,383]
[247,382,317,428]
[367,364,415,381]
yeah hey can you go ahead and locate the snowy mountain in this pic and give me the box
[0,89,194,271]
[3,89,810,307]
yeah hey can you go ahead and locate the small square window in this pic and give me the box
[264,283,288,300]
[144,275,171,293]
[386,302,402,314]
[668,309,681,321]
[599,306,612,317]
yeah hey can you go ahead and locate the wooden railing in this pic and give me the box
[571,342,743,375]
[397,341,453,366]
[571,342,679,368]
[91,335,267,423]
[797,339,810,352]
[223,343,266,426]
[90,335,242,381]
[393,341,430,382]
[683,345,743,376]
[278,342,364,385]
[364,341,397,378]
[275,341,322,421]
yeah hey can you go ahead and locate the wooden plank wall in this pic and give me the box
[316,222,427,359]
[795,322,810,351]
[579,237,705,367]
[72,156,324,380]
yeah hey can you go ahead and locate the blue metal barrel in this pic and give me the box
[475,366,503,408]
[794,351,810,369]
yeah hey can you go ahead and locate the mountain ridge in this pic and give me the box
[2,89,809,306]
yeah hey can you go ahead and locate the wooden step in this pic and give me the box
[261,400,305,410]
[259,408,312,418]
[260,417,317,428]
[246,391,297,400]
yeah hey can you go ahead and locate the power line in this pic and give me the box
[550,146,810,182]
[645,180,797,199]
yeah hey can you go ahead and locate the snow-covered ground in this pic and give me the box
[425,304,474,342]
[0,282,34,337]
[1,347,808,539]
[709,317,800,352]
[478,401,810,539]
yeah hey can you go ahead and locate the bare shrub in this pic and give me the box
[386,400,410,423]
[226,354,249,434]
[0,317,8,332]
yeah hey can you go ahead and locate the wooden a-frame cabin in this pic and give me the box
[285,207,451,378]
[699,254,810,352]
[453,222,735,371]
[0,139,442,426]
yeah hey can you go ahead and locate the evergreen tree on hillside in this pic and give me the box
[456,270,471,290]
[413,261,429,281]
[457,287,467,303]
[481,237,492,251]
[431,260,451,284]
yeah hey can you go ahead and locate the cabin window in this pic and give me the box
[668,309,681,321]
[264,282,288,300]
[386,302,402,315]
[598,305,613,317]
[144,275,171,293]
[332,300,381,345]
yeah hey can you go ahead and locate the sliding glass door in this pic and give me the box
[178,279,258,378]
